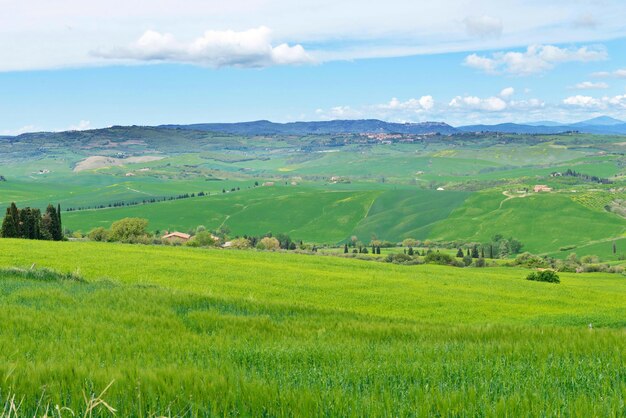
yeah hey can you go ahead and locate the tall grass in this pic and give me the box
[0,240,624,416]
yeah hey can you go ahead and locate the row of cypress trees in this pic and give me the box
[0,202,63,241]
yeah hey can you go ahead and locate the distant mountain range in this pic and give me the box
[4,116,626,139]
[160,119,459,135]
[161,116,626,136]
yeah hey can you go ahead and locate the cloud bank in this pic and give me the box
[465,44,607,75]
[94,27,313,68]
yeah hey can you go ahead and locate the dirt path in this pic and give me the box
[499,191,530,209]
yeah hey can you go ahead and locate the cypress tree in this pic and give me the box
[31,208,41,239]
[456,248,464,258]
[376,246,381,255]
[1,208,18,238]
[43,204,62,241]
[613,242,616,254]
[481,246,485,258]
[57,204,62,234]
[408,247,414,256]
[344,244,348,253]
[471,245,479,259]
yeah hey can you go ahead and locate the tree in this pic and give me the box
[344,244,349,254]
[471,245,479,259]
[407,247,414,256]
[613,242,617,254]
[188,231,216,247]
[42,204,62,241]
[88,227,110,242]
[110,218,149,242]
[376,246,381,255]
[257,237,280,251]
[456,248,464,258]
[0,208,18,238]
[481,247,485,258]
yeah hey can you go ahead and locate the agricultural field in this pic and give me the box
[1,127,626,255]
[0,239,624,416]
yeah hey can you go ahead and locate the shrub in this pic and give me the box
[110,218,149,242]
[384,253,413,264]
[229,238,251,249]
[257,237,280,251]
[187,231,217,248]
[425,252,455,266]
[88,227,110,242]
[526,270,560,284]
[513,252,550,269]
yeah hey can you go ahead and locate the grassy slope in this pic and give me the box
[352,189,471,240]
[429,191,626,253]
[62,186,472,243]
[0,239,624,416]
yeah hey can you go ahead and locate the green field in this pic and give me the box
[2,128,626,256]
[0,239,624,416]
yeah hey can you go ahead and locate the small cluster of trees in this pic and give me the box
[88,218,151,243]
[512,252,624,274]
[344,244,381,254]
[560,169,612,184]
[1,203,63,241]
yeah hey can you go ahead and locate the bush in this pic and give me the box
[384,253,413,264]
[186,231,217,248]
[424,252,455,266]
[110,218,149,242]
[257,237,280,251]
[474,257,486,268]
[513,252,550,269]
[526,270,560,284]
[229,238,251,249]
[88,227,110,242]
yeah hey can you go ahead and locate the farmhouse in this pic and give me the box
[534,185,553,193]
[162,232,191,242]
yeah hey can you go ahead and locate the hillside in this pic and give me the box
[0,239,623,416]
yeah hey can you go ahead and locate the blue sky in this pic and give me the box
[2,0,626,133]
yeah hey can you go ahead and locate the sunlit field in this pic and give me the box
[0,239,624,416]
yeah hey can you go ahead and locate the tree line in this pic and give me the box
[65,192,208,212]
[1,203,63,240]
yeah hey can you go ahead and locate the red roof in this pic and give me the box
[162,232,191,240]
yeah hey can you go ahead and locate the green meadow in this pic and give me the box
[0,239,624,416]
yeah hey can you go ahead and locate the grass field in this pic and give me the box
[61,186,473,243]
[429,190,626,255]
[0,239,624,416]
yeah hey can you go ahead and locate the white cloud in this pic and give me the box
[95,27,313,68]
[315,96,435,121]
[67,120,92,131]
[378,96,435,112]
[2,1,626,71]
[572,81,609,90]
[0,125,38,136]
[592,68,626,78]
[449,96,508,111]
[463,15,503,39]
[499,87,515,98]
[465,44,607,75]
[315,106,362,120]
[563,94,626,109]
